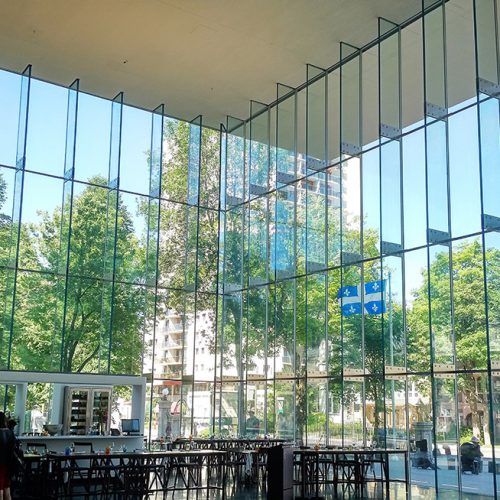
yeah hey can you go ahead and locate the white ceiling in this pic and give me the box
[0,0,423,128]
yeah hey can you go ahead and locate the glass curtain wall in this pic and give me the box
[0,67,221,442]
[217,0,500,496]
[1,0,500,496]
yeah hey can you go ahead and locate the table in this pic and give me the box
[293,448,409,499]
[20,449,227,499]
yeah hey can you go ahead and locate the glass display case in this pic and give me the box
[64,386,112,435]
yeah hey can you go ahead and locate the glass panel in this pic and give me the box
[110,283,147,375]
[74,93,111,184]
[474,0,499,86]
[485,232,500,369]
[381,140,402,247]
[327,165,341,267]
[249,101,269,197]
[342,378,364,447]
[429,244,453,365]
[448,106,481,237]
[362,148,380,257]
[403,129,427,249]
[362,45,379,149]
[426,120,449,236]
[306,171,326,270]
[25,80,67,176]
[406,248,431,373]
[162,118,189,203]
[119,105,152,194]
[423,1,447,113]
[0,71,21,167]
[341,156,361,261]
[18,172,63,271]
[10,271,63,371]
[327,71,340,165]
[434,375,459,492]
[247,196,268,286]
[446,0,476,112]
[379,18,401,134]
[306,377,327,446]
[408,375,436,492]
[296,88,307,181]
[306,273,326,376]
[341,43,361,153]
[479,97,500,220]
[225,117,245,207]
[199,127,220,209]
[306,66,326,171]
[401,18,424,131]
[276,84,296,182]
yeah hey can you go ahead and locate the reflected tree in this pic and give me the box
[12,176,144,373]
[407,240,494,444]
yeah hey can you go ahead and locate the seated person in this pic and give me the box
[460,436,483,474]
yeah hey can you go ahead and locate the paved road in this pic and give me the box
[387,455,498,497]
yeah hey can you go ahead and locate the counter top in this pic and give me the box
[19,435,143,440]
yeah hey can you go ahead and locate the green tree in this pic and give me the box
[407,240,494,444]
[11,176,144,374]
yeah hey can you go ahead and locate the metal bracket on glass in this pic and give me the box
[380,123,402,141]
[385,365,406,381]
[276,171,296,185]
[183,283,195,292]
[343,367,367,382]
[381,241,403,256]
[15,156,25,170]
[64,167,74,180]
[477,77,500,98]
[341,251,362,265]
[249,276,267,287]
[224,283,241,293]
[483,214,500,232]
[249,183,267,196]
[276,268,294,280]
[307,157,326,172]
[427,228,451,246]
[149,187,160,198]
[226,195,243,207]
[433,364,455,379]
[433,363,455,373]
[341,142,362,157]
[425,102,448,121]
[306,260,325,272]
[108,178,118,189]
[491,360,500,372]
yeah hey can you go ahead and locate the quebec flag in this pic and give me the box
[337,280,386,316]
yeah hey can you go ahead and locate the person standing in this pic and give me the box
[246,410,260,437]
[0,411,15,500]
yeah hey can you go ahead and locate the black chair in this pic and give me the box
[65,442,95,497]
[334,453,364,497]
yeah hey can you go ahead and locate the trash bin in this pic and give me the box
[267,444,293,500]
